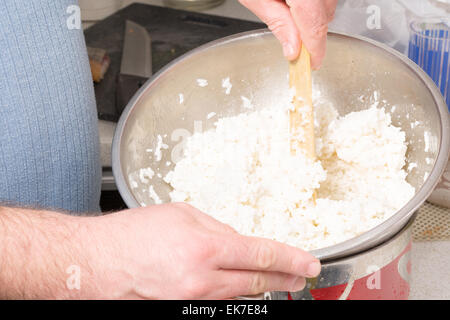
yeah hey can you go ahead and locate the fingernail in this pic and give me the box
[306,260,321,278]
[291,277,306,292]
[283,43,295,59]
[312,63,322,71]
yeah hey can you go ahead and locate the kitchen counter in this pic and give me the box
[410,202,450,299]
[411,240,450,299]
[88,0,450,300]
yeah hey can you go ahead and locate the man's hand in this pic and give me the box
[0,204,321,299]
[94,203,321,299]
[239,0,338,68]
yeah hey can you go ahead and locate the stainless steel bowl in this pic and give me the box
[112,30,450,262]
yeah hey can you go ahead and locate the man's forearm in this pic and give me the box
[0,206,98,299]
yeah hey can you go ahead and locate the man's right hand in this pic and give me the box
[0,203,321,299]
[87,203,321,299]
[239,0,338,69]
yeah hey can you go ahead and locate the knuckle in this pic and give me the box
[255,243,276,270]
[265,18,288,37]
[190,236,217,261]
[173,202,194,211]
[215,221,238,234]
[310,22,328,38]
[176,236,214,265]
[196,243,214,261]
[223,224,238,234]
[181,277,209,299]
[287,256,298,274]
[249,272,267,295]
[327,10,336,22]
[285,0,301,9]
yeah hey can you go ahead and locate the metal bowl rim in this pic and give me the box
[112,29,450,261]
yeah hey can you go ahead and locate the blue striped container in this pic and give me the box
[408,18,449,110]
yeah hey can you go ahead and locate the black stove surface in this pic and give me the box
[84,3,265,122]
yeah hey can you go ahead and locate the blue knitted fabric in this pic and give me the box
[0,0,101,213]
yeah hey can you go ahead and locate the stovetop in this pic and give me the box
[83,3,264,193]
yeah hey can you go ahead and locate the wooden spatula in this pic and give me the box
[289,45,317,203]
[289,45,315,159]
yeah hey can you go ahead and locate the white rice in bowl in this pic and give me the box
[163,96,415,251]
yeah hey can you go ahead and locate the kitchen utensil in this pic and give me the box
[289,45,317,203]
[116,20,152,115]
[289,45,315,158]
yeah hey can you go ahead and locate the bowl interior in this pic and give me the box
[119,32,441,207]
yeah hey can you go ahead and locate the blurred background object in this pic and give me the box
[80,1,258,28]
[408,17,449,109]
[329,0,449,55]
[87,47,111,83]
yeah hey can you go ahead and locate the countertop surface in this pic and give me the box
[87,0,450,300]
[411,240,450,299]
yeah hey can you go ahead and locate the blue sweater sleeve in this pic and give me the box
[0,0,101,213]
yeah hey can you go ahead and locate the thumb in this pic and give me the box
[239,0,301,60]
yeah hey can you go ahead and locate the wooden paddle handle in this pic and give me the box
[289,45,315,159]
